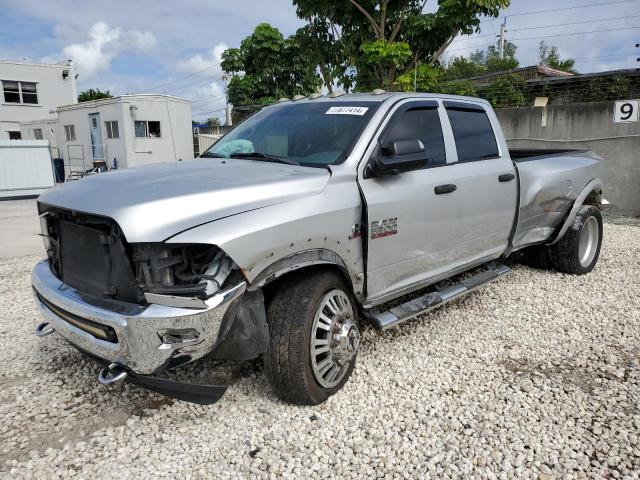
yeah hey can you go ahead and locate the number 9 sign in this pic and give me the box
[614,100,639,123]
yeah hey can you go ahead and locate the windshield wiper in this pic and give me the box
[199,152,225,158]
[229,152,300,166]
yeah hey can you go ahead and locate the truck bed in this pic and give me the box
[509,148,587,161]
[510,149,602,250]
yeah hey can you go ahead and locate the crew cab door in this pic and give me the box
[358,99,517,305]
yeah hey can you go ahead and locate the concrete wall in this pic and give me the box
[0,61,76,139]
[496,101,640,216]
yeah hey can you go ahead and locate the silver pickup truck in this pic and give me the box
[32,92,604,405]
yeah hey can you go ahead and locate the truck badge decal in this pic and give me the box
[370,218,398,239]
[349,223,361,240]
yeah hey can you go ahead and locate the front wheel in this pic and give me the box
[264,270,360,405]
[549,205,603,274]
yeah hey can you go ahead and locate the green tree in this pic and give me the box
[434,80,477,96]
[443,56,485,80]
[221,23,320,106]
[538,41,577,73]
[77,88,112,102]
[586,77,631,101]
[394,64,442,92]
[292,19,354,93]
[293,0,510,91]
[206,117,221,127]
[479,74,527,108]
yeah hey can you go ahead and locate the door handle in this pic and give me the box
[434,184,457,195]
[499,173,515,182]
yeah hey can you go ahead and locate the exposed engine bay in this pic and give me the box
[39,205,239,305]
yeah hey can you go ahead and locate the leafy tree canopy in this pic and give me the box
[293,0,510,90]
[478,73,526,108]
[469,39,518,72]
[394,64,442,92]
[442,56,485,80]
[77,88,112,102]
[206,117,221,127]
[221,23,320,106]
[538,41,577,74]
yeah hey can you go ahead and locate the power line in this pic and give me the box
[138,64,218,93]
[510,14,640,32]
[520,53,638,62]
[479,0,639,22]
[447,26,640,54]
[191,107,227,117]
[512,26,640,42]
[189,93,227,106]
[453,14,640,42]
[161,75,221,95]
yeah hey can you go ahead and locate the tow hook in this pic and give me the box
[98,362,129,385]
[35,321,55,337]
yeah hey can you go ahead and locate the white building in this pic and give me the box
[52,94,194,176]
[0,60,77,140]
[19,118,60,155]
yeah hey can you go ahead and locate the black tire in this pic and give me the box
[264,269,359,405]
[549,205,603,275]
[520,244,553,270]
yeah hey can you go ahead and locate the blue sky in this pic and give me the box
[1,0,638,122]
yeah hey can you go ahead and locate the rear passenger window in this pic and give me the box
[383,107,446,167]
[446,108,499,162]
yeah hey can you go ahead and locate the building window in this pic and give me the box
[105,120,119,139]
[8,131,21,140]
[2,80,38,104]
[33,128,43,140]
[64,125,76,142]
[135,120,161,138]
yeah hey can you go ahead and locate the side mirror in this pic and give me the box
[381,139,425,157]
[367,139,428,177]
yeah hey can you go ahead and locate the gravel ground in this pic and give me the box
[1,221,639,479]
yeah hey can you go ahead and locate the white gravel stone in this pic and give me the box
[1,221,639,479]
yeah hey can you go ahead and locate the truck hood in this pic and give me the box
[39,158,331,242]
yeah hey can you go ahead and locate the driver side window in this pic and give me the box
[382,106,447,167]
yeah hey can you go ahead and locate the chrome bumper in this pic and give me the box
[31,260,246,374]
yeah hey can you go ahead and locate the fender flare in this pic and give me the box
[247,248,353,290]
[548,178,603,245]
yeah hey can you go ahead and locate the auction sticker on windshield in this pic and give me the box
[326,106,369,115]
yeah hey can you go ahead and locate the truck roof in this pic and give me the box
[279,91,491,106]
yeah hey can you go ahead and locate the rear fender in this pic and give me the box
[548,178,603,245]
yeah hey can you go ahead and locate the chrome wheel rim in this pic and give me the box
[310,289,360,389]
[578,216,599,268]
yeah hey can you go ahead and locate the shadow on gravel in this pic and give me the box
[499,344,638,396]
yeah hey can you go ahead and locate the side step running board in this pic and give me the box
[369,264,511,330]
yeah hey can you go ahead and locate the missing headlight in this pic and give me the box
[133,244,238,302]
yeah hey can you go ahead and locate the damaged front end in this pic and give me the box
[33,205,269,404]
[134,244,240,309]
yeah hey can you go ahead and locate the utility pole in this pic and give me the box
[498,18,507,60]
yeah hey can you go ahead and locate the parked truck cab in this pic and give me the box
[32,92,604,405]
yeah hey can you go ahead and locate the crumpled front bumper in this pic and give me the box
[31,260,246,375]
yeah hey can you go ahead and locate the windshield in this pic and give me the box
[201,101,379,166]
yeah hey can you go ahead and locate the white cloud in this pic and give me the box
[61,22,157,81]
[176,42,228,75]
[173,43,229,122]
